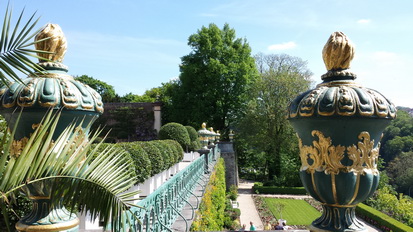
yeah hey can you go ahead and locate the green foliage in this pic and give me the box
[263,198,321,225]
[191,158,226,231]
[185,126,201,151]
[167,139,184,162]
[356,203,413,232]
[227,185,238,201]
[236,53,312,181]
[365,185,413,227]
[165,23,258,132]
[0,111,138,231]
[115,142,151,183]
[0,192,31,229]
[0,5,48,84]
[150,140,173,170]
[185,126,198,141]
[120,87,162,103]
[159,140,179,165]
[252,185,307,195]
[97,105,156,142]
[386,152,413,194]
[159,122,190,150]
[75,75,118,102]
[137,141,165,176]
[380,110,413,162]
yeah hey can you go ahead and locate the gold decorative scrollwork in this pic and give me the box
[347,132,379,175]
[10,137,29,158]
[298,130,345,175]
[298,130,379,175]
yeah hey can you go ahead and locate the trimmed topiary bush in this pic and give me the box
[136,141,165,176]
[185,125,201,151]
[150,140,172,170]
[159,122,190,150]
[116,142,151,183]
[158,140,177,165]
[164,139,184,162]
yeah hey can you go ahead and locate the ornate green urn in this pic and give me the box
[287,32,396,232]
[0,24,103,231]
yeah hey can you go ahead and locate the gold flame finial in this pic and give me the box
[35,24,67,63]
[201,122,206,129]
[322,32,354,71]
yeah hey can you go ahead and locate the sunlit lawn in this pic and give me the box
[264,198,321,225]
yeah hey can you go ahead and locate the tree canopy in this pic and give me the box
[165,23,258,133]
[75,75,118,102]
[380,109,413,163]
[236,53,312,183]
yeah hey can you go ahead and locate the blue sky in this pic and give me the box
[4,0,413,107]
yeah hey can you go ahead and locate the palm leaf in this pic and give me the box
[0,4,49,85]
[0,110,139,231]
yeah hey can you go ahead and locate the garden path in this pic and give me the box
[238,180,264,230]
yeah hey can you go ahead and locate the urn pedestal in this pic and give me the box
[287,32,396,232]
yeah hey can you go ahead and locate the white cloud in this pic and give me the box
[357,19,371,24]
[268,41,297,51]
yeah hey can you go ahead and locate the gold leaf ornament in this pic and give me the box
[298,130,379,175]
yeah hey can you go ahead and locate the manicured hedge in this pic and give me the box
[90,139,186,184]
[137,141,165,176]
[185,125,201,151]
[165,139,184,162]
[159,122,190,150]
[356,203,413,232]
[149,140,173,170]
[116,142,152,183]
[252,185,307,195]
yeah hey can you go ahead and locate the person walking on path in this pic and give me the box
[249,221,256,231]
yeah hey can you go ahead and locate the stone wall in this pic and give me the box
[218,142,239,191]
[93,102,162,142]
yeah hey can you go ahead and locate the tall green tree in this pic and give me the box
[236,53,312,182]
[75,75,118,102]
[380,109,413,163]
[120,87,162,103]
[386,151,413,195]
[166,23,258,132]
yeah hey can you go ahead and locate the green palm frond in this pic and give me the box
[0,110,139,231]
[0,4,50,85]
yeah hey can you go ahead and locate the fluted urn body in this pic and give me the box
[287,32,396,232]
[0,24,103,232]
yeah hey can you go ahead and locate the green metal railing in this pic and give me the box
[124,146,220,232]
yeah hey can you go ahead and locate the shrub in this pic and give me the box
[185,125,198,141]
[159,140,178,165]
[356,203,413,232]
[137,141,164,176]
[191,158,226,231]
[227,185,238,201]
[189,140,201,152]
[150,140,172,170]
[185,126,201,151]
[116,142,151,183]
[164,139,184,162]
[159,122,190,150]
[252,185,307,195]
